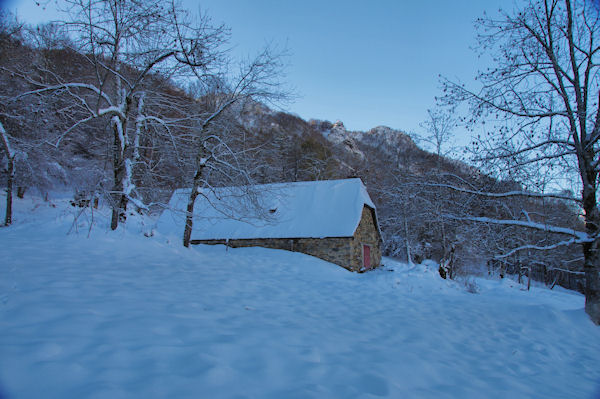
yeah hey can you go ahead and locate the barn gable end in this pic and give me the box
[349,206,382,271]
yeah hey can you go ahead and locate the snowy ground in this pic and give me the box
[1,195,600,399]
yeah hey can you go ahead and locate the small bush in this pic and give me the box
[463,277,480,294]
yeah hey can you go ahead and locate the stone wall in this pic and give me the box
[190,205,382,272]
[191,237,355,270]
[293,237,353,268]
[348,207,382,271]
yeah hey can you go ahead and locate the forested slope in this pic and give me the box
[0,17,584,291]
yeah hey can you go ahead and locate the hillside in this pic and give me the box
[0,28,585,291]
[1,194,599,398]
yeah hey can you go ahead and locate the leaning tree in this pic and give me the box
[181,47,289,248]
[442,0,600,323]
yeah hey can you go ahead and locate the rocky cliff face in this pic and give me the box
[307,119,418,162]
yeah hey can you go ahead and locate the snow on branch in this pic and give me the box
[494,237,584,258]
[445,214,591,242]
[15,82,113,108]
[0,121,14,158]
[422,182,580,203]
[51,115,95,148]
[547,267,585,276]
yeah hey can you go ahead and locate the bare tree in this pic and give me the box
[442,0,600,323]
[182,47,288,247]
[14,0,229,230]
[375,174,423,265]
[0,11,22,226]
[420,108,458,260]
[1,14,67,225]
[419,108,457,161]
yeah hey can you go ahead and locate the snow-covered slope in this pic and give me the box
[1,195,599,399]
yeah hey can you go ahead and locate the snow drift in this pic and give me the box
[1,195,599,399]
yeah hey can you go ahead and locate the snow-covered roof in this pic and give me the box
[158,178,379,240]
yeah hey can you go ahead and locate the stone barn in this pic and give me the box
[160,178,382,272]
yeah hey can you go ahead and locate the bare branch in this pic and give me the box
[445,214,590,241]
[421,182,581,202]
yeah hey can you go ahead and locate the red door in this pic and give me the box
[363,245,371,269]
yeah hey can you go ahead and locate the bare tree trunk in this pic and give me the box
[1,121,14,226]
[403,211,412,265]
[110,110,130,230]
[583,239,599,324]
[582,166,600,324]
[183,144,208,247]
[4,156,14,226]
[183,182,199,248]
[110,123,126,230]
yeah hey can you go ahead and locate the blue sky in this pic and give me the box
[5,0,518,141]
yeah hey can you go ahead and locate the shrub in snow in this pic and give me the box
[462,277,480,294]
